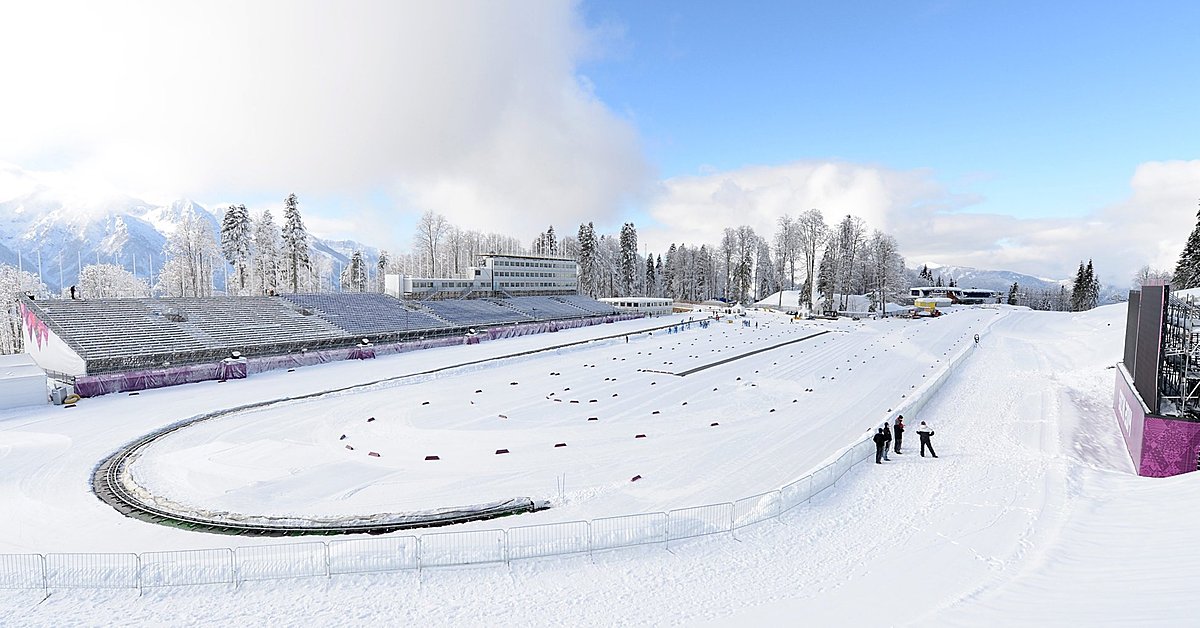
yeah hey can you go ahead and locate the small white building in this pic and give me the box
[0,353,48,409]
[598,297,673,316]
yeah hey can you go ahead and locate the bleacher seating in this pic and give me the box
[30,299,209,360]
[417,299,534,327]
[281,293,449,336]
[24,293,624,376]
[551,295,620,315]
[494,296,591,320]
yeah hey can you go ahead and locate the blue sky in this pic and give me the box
[580,0,1200,220]
[1,1,1198,282]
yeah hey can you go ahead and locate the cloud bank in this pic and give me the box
[0,0,649,239]
[642,160,1200,286]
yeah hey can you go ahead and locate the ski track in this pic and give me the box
[5,305,1188,626]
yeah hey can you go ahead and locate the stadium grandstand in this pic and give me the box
[18,293,623,398]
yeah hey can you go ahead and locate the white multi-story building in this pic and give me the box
[386,254,579,299]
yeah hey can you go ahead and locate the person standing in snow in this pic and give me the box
[916,421,938,458]
[881,423,892,461]
[873,427,887,464]
[893,415,905,454]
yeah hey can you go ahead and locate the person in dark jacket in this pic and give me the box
[873,427,887,464]
[894,415,905,454]
[917,421,938,458]
[881,423,892,461]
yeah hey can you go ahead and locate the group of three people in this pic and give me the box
[873,414,937,463]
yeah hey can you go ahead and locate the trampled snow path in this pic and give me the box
[4,305,1199,626]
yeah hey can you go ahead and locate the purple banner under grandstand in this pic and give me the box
[75,359,248,397]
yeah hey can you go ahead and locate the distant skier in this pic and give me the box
[916,421,938,458]
[69,285,77,299]
[893,415,905,454]
[881,423,892,461]
[873,427,887,464]
[974,333,980,344]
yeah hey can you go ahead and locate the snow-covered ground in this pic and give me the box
[3,303,1196,626]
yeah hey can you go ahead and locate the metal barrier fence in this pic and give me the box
[2,335,979,592]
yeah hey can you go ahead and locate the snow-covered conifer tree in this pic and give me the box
[220,204,253,295]
[619,222,638,296]
[577,222,597,296]
[1173,201,1200,289]
[376,250,389,292]
[281,194,311,293]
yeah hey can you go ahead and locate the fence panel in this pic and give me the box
[139,548,234,588]
[0,554,44,589]
[235,542,327,583]
[590,513,668,553]
[45,553,138,589]
[811,463,836,496]
[507,521,590,561]
[780,475,814,513]
[732,491,781,530]
[667,503,732,544]
[835,448,854,481]
[419,529,506,567]
[328,536,419,575]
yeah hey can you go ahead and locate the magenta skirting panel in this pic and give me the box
[1114,367,1200,477]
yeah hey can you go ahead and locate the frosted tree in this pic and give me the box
[864,231,906,314]
[0,264,50,354]
[1007,282,1020,306]
[1133,265,1171,288]
[662,244,677,299]
[830,215,866,310]
[656,255,664,297]
[816,249,835,312]
[619,222,638,296]
[78,264,150,298]
[253,209,280,296]
[341,250,368,292]
[773,215,800,290]
[376,250,389,292]
[755,236,776,301]
[729,226,756,303]
[796,209,828,311]
[414,210,449,277]
[645,254,657,297]
[157,209,218,297]
[1173,200,1200,289]
[281,194,312,293]
[532,225,558,256]
[220,204,253,295]
[577,222,598,296]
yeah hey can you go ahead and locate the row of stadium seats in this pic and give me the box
[25,293,624,372]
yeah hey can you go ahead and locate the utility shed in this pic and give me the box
[0,353,47,409]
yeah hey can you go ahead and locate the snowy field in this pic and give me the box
[3,304,1198,626]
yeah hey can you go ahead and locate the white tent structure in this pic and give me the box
[0,353,48,409]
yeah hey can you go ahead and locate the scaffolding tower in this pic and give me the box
[1159,292,1200,420]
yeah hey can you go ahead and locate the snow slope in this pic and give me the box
[3,304,1198,627]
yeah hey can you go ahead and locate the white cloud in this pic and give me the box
[642,160,1200,287]
[0,0,650,243]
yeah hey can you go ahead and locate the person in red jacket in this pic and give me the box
[893,415,905,454]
